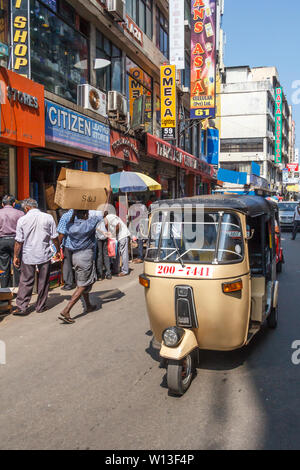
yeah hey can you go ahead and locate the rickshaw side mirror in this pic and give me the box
[246,229,255,240]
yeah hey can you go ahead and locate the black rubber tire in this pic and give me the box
[167,354,194,396]
[267,304,278,329]
[276,261,282,273]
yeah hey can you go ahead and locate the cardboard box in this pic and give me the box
[54,168,111,210]
[45,185,60,210]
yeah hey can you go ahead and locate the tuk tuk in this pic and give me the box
[139,195,279,395]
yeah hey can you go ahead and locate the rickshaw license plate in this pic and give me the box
[155,264,213,278]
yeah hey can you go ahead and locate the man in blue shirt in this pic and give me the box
[58,209,103,290]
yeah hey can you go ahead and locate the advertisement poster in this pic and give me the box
[11,0,31,78]
[169,0,185,69]
[274,87,283,164]
[160,65,177,140]
[190,0,216,119]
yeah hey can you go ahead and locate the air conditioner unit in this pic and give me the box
[107,0,125,22]
[107,90,127,121]
[77,84,107,117]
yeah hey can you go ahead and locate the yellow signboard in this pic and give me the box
[160,65,176,140]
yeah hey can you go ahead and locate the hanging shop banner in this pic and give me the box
[207,128,219,165]
[110,130,139,164]
[169,0,185,70]
[45,100,110,156]
[10,0,31,79]
[190,0,216,119]
[160,65,177,141]
[274,87,283,164]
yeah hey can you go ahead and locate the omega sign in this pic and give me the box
[10,0,31,78]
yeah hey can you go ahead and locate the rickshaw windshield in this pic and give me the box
[146,209,244,264]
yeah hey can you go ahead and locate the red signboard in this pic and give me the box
[110,130,139,164]
[287,163,298,172]
[147,133,215,179]
[0,67,45,147]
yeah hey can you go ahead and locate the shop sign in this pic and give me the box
[190,0,216,119]
[147,134,215,179]
[274,87,283,164]
[282,169,288,184]
[207,128,219,165]
[250,174,269,190]
[124,15,143,46]
[160,65,176,141]
[0,67,44,147]
[45,100,110,156]
[110,130,139,164]
[10,0,31,78]
[169,0,185,70]
[287,163,298,172]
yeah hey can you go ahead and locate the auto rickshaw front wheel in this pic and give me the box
[167,353,195,396]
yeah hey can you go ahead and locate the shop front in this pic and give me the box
[30,99,110,212]
[146,134,216,198]
[0,67,45,201]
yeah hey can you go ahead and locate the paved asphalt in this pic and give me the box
[0,235,300,450]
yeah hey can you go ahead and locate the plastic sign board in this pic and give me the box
[190,0,216,119]
[169,0,185,69]
[160,65,177,141]
[10,0,31,78]
[274,87,283,164]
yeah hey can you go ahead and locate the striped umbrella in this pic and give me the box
[110,171,161,193]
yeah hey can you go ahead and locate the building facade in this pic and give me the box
[219,66,291,193]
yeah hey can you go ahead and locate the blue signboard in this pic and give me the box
[217,168,247,185]
[207,128,219,165]
[45,100,110,156]
[251,161,260,177]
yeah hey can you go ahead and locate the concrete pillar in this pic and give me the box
[17,147,30,200]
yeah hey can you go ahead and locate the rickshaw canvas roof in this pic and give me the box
[153,194,278,218]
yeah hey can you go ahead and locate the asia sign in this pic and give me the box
[275,87,283,164]
[160,65,176,141]
[190,0,216,119]
[10,0,31,78]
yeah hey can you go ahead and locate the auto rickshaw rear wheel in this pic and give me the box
[267,304,278,329]
[167,353,195,396]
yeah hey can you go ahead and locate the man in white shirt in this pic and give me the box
[292,202,300,240]
[103,211,132,277]
[13,198,60,315]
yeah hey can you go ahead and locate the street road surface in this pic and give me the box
[0,235,300,450]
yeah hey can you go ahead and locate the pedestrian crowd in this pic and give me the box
[0,194,152,324]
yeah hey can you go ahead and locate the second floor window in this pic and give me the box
[126,0,152,38]
[96,31,122,93]
[156,7,169,58]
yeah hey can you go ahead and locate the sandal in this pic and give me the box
[58,314,75,324]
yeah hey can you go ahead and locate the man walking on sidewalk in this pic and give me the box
[0,195,24,287]
[292,202,300,240]
[13,198,60,315]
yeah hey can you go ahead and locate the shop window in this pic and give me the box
[126,57,153,133]
[0,0,8,45]
[126,0,152,38]
[95,30,122,93]
[156,7,169,58]
[31,0,89,104]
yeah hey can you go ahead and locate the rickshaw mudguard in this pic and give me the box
[160,329,198,361]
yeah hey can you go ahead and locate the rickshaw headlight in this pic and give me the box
[163,327,184,348]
